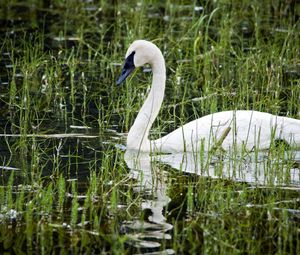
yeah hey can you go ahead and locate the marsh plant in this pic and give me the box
[0,0,299,254]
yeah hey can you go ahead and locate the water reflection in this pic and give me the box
[123,150,173,254]
[158,150,300,187]
[123,147,300,252]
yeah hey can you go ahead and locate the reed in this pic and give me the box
[0,0,299,254]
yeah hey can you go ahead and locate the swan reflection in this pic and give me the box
[122,148,300,252]
[122,150,173,252]
[157,150,300,187]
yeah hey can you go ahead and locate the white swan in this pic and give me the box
[117,40,300,153]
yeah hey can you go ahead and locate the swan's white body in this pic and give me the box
[118,40,300,153]
[153,110,300,152]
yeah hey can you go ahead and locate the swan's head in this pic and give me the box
[116,40,162,85]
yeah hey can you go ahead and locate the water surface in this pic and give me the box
[0,1,300,254]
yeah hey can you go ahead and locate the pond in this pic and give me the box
[0,1,300,254]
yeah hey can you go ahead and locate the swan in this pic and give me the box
[117,40,300,153]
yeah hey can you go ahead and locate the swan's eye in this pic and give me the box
[116,51,136,85]
[124,51,135,68]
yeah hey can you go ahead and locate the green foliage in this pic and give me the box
[0,0,299,254]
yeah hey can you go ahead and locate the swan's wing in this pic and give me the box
[154,111,300,153]
[208,111,300,150]
[154,111,235,152]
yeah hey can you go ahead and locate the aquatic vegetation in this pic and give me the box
[0,0,299,254]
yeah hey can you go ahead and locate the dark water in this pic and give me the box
[0,1,300,254]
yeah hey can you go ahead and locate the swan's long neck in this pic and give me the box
[127,54,166,151]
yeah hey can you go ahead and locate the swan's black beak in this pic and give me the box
[116,51,135,85]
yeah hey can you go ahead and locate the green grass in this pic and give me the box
[0,0,299,254]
